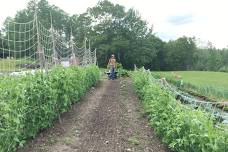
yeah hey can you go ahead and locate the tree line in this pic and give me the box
[0,0,227,72]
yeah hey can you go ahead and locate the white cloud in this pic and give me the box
[0,0,30,25]
[0,0,228,48]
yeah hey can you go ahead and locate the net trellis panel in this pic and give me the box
[0,16,97,73]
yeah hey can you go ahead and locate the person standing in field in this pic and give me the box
[107,54,116,80]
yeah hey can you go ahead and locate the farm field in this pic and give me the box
[1,0,228,151]
[153,71,228,101]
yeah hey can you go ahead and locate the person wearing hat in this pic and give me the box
[107,54,116,80]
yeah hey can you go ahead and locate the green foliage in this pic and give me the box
[116,63,129,77]
[116,62,123,69]
[164,37,196,70]
[219,66,228,73]
[192,48,227,72]
[117,68,129,78]
[82,0,163,69]
[132,70,228,152]
[0,65,100,152]
[1,0,228,71]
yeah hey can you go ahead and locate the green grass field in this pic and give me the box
[0,59,35,72]
[153,71,228,101]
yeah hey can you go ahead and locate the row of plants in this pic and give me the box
[0,65,100,152]
[132,69,228,152]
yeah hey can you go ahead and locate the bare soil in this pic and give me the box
[18,78,170,152]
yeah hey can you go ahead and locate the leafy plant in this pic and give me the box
[116,63,130,77]
[0,65,100,152]
[132,69,228,152]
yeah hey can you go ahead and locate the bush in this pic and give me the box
[116,62,123,69]
[132,69,228,152]
[219,66,228,73]
[117,68,129,77]
[116,63,130,77]
[0,65,100,152]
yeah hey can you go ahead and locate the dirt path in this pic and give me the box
[18,78,170,152]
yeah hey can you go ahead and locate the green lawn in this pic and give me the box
[0,59,35,72]
[153,71,228,101]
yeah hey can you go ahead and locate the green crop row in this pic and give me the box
[0,65,100,152]
[132,69,228,152]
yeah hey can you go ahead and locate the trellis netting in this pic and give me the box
[0,13,97,74]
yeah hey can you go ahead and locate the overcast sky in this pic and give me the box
[0,0,228,48]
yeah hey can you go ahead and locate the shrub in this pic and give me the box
[219,66,228,73]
